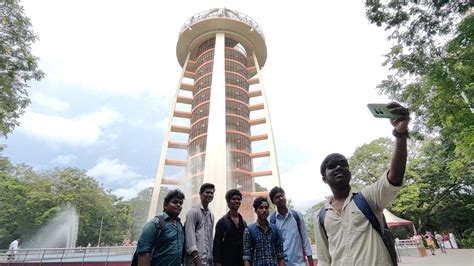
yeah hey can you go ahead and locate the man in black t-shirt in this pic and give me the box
[213,189,247,266]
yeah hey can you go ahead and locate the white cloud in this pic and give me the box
[18,107,120,146]
[87,158,152,199]
[52,155,77,165]
[87,158,140,184]
[113,179,155,199]
[32,93,70,112]
[280,157,333,212]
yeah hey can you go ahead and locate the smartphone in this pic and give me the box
[367,103,403,119]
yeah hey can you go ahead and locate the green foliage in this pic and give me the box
[125,187,154,241]
[0,164,132,248]
[0,0,45,136]
[304,199,326,244]
[364,0,473,243]
[459,229,474,248]
[364,1,473,159]
[349,137,393,188]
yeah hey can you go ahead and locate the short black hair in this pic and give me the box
[163,189,185,209]
[269,186,285,203]
[320,153,347,177]
[253,196,269,211]
[225,189,242,203]
[199,183,215,194]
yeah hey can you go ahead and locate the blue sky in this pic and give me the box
[2,0,397,211]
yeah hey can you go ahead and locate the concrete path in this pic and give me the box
[399,249,474,265]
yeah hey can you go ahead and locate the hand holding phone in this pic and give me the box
[367,104,403,119]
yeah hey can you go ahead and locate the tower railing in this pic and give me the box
[179,8,265,40]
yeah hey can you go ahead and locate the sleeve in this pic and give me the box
[185,208,198,255]
[362,170,403,211]
[297,211,313,256]
[275,228,285,260]
[136,220,158,255]
[314,211,331,266]
[242,228,253,262]
[213,218,224,263]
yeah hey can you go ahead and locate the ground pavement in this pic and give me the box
[399,249,474,266]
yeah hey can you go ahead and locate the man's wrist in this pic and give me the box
[392,129,409,139]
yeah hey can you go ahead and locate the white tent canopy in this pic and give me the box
[384,209,414,227]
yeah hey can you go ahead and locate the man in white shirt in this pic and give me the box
[8,238,20,260]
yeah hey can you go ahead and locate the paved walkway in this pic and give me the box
[399,249,474,265]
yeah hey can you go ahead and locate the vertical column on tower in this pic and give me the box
[202,33,228,219]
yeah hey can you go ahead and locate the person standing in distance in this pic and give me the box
[184,183,215,265]
[213,189,247,266]
[315,102,410,266]
[7,238,20,261]
[136,189,185,266]
[269,187,314,266]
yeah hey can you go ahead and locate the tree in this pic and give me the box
[0,165,132,247]
[364,1,473,239]
[391,138,473,234]
[364,1,473,165]
[0,0,45,136]
[349,138,393,188]
[304,199,326,244]
[126,187,154,241]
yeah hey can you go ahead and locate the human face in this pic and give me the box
[164,197,184,218]
[323,155,351,186]
[228,195,242,211]
[272,192,286,208]
[255,202,270,220]
[200,188,215,204]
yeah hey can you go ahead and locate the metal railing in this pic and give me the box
[0,246,135,264]
[396,239,424,249]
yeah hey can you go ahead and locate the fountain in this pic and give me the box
[22,205,79,249]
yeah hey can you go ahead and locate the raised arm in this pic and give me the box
[387,102,410,186]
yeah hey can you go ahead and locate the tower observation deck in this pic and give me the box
[148,8,280,222]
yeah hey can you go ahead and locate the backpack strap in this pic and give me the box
[269,212,277,224]
[155,214,167,237]
[290,210,307,259]
[248,223,258,248]
[268,223,279,243]
[318,207,328,239]
[352,193,382,236]
[131,214,167,266]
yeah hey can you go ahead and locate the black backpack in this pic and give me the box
[131,215,166,266]
[318,193,398,266]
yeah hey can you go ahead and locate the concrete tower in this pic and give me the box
[148,8,280,222]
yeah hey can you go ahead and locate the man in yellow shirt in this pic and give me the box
[315,102,409,266]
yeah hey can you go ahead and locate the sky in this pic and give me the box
[2,0,397,211]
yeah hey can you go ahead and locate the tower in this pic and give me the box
[148,8,280,222]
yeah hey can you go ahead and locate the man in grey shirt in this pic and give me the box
[185,183,215,265]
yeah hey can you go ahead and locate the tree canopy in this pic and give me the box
[0,162,132,248]
[0,0,44,136]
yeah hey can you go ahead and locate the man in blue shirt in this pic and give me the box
[137,189,185,266]
[243,197,284,266]
[269,187,314,266]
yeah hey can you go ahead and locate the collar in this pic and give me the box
[225,211,242,219]
[162,211,181,222]
[276,209,291,219]
[256,219,269,228]
[324,188,356,210]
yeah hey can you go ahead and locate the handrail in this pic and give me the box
[0,246,136,264]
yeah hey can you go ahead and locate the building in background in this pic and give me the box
[148,8,280,222]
